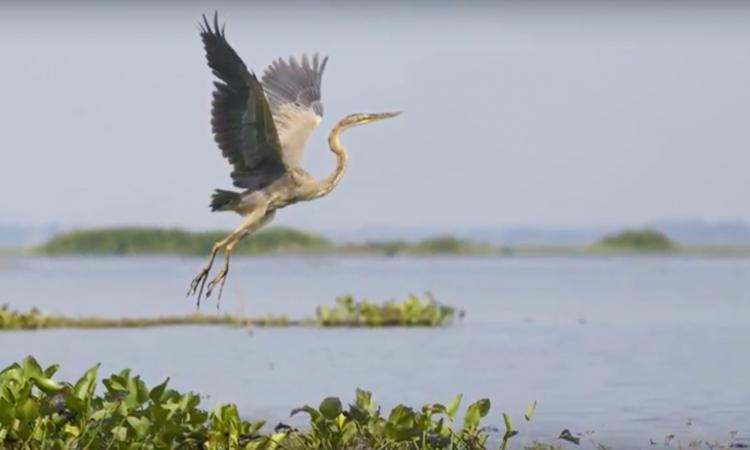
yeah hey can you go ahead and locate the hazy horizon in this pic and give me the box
[2,1,749,232]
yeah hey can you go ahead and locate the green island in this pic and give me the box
[0,356,738,450]
[0,295,457,331]
[19,226,750,257]
[589,228,677,252]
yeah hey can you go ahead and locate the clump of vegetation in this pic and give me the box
[0,294,457,331]
[2,357,738,449]
[35,227,495,257]
[0,356,549,450]
[315,294,457,327]
[340,236,492,256]
[0,356,279,449]
[341,240,411,256]
[36,226,332,256]
[415,235,480,254]
[594,228,677,252]
[0,304,291,330]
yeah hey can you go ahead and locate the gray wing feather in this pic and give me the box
[262,53,328,116]
[261,54,328,165]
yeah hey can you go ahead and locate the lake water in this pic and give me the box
[0,255,748,448]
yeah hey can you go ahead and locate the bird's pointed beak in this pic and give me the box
[372,111,402,120]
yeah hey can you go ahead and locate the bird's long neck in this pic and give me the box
[312,120,349,199]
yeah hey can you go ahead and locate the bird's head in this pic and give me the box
[338,111,401,129]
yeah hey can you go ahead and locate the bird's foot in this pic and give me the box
[187,265,212,307]
[205,264,229,305]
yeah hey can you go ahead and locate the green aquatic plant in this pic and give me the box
[0,356,283,449]
[0,304,292,330]
[315,293,457,327]
[0,357,541,449]
[283,391,499,450]
[0,294,457,331]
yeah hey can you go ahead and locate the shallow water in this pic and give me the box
[0,255,748,447]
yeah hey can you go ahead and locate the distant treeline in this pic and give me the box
[35,227,494,256]
[593,228,676,251]
[32,226,750,256]
[36,227,331,256]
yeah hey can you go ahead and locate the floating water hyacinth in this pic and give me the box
[0,294,458,331]
[0,356,531,450]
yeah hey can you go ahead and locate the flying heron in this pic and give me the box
[187,13,400,305]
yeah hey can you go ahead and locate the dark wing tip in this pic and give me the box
[320,55,329,73]
[199,11,225,38]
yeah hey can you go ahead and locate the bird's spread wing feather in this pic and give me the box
[200,13,287,190]
[262,54,328,166]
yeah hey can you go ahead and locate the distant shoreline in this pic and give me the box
[5,226,749,257]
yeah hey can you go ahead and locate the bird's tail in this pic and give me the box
[210,189,241,212]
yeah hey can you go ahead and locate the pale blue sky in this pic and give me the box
[1,2,749,232]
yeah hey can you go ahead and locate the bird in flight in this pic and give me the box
[188,13,400,306]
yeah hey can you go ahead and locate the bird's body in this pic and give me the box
[188,13,399,304]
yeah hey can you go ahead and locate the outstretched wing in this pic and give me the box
[262,53,328,166]
[200,13,287,191]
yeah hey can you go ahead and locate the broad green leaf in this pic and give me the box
[354,387,378,414]
[446,394,462,420]
[63,423,81,437]
[290,405,320,422]
[348,404,369,423]
[149,377,170,403]
[319,397,342,420]
[430,403,447,415]
[247,419,265,434]
[0,363,21,377]
[0,398,14,425]
[74,363,100,401]
[127,416,152,439]
[502,413,513,432]
[21,355,43,379]
[502,412,518,446]
[475,398,490,417]
[388,405,415,428]
[43,363,60,378]
[103,378,126,393]
[463,398,490,429]
[112,425,128,441]
[0,386,14,404]
[16,397,39,422]
[355,388,372,409]
[125,376,148,408]
[524,401,537,422]
[264,432,287,450]
[90,408,111,421]
[31,376,65,394]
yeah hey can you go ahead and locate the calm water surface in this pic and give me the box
[0,255,748,447]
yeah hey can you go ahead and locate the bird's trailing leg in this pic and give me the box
[187,234,234,307]
[205,237,239,305]
[202,208,275,306]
